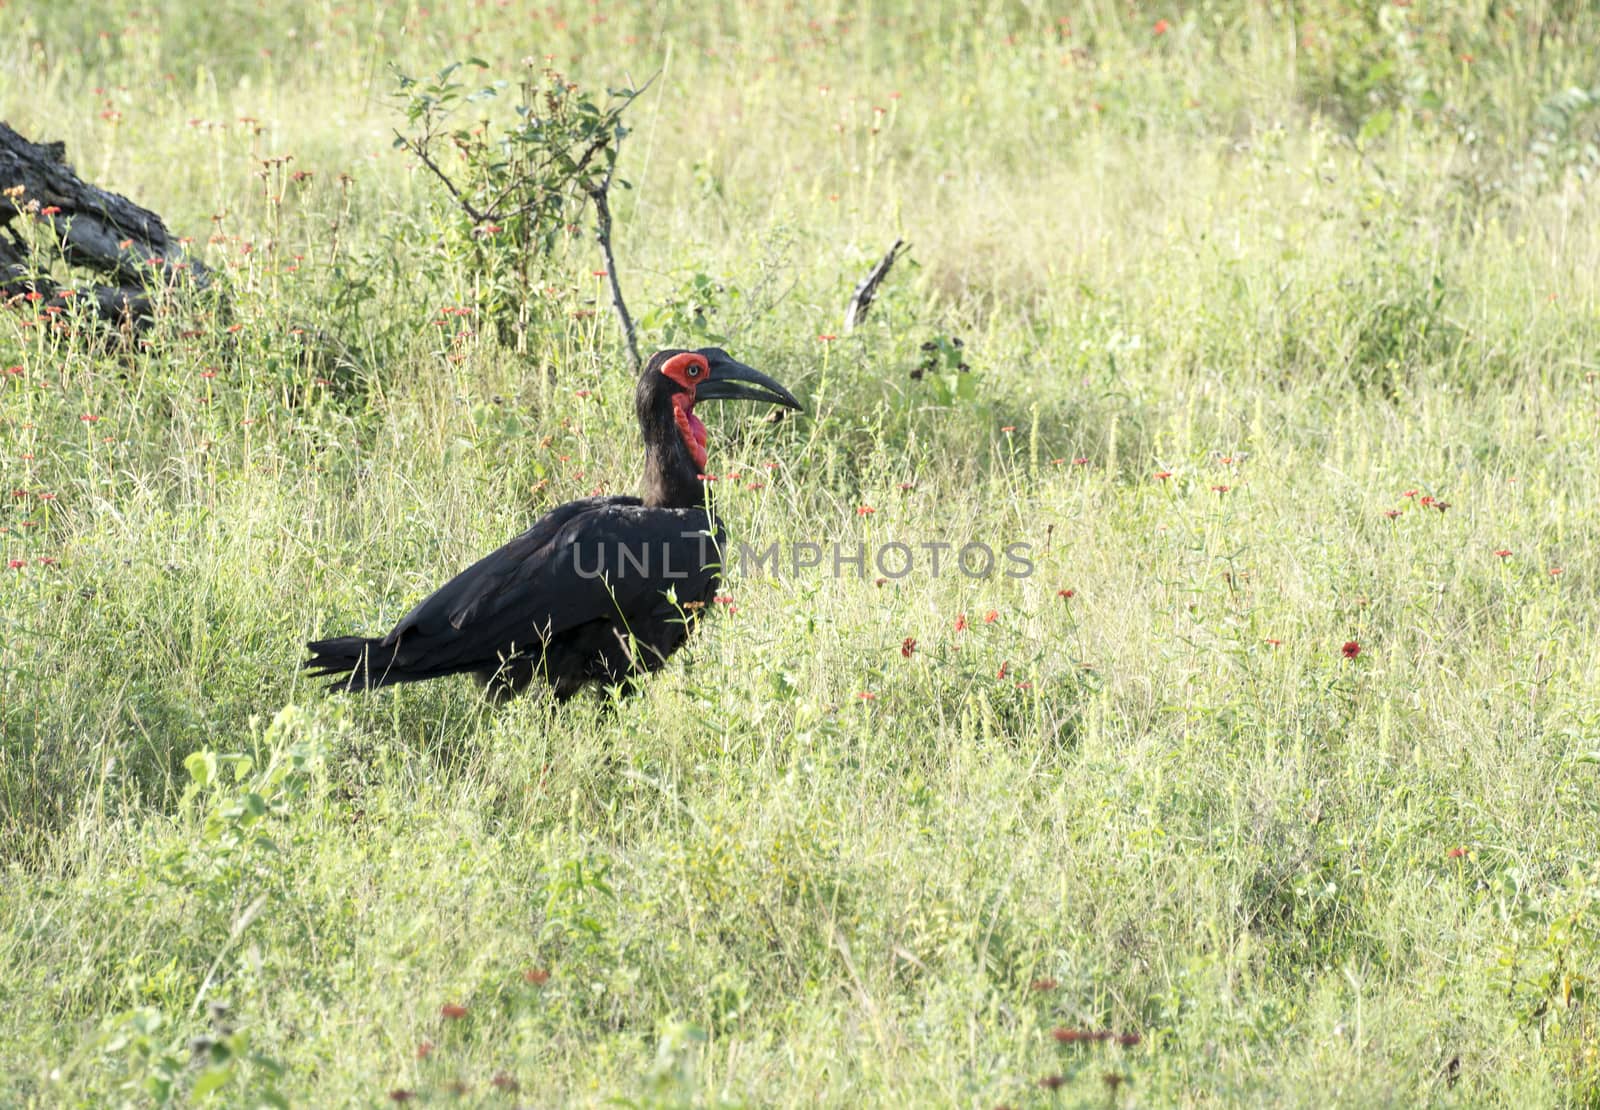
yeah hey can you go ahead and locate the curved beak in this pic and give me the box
[694,348,803,411]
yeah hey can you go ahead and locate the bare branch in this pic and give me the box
[586,166,639,370]
[393,129,487,224]
[844,239,908,333]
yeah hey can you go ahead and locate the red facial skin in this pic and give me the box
[661,352,711,472]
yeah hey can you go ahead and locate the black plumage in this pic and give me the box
[304,348,801,701]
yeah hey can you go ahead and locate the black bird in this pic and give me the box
[304,348,801,701]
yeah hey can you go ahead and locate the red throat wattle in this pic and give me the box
[673,392,708,473]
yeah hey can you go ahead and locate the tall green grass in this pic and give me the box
[2,0,1599,1104]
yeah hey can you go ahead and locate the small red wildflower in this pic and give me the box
[440,1003,468,1020]
[901,637,916,658]
[1494,549,1511,558]
[36,557,56,566]
[6,560,24,570]
[898,482,915,491]
[1001,425,1016,433]
[199,369,217,379]
[1264,638,1282,647]
[3,366,21,375]
[1383,509,1400,519]
[955,613,969,632]
[1448,847,1467,859]
[857,691,877,701]
[1403,489,1418,499]
[817,333,837,342]
[1053,1028,1092,1044]
[1212,484,1230,493]
[1074,456,1088,466]
[857,505,875,516]
[1550,567,1564,576]
[416,1041,434,1060]
[1153,18,1170,34]
[1342,640,1361,659]
[1419,495,1435,507]
[997,661,1008,680]
[1057,588,1074,598]
[1153,470,1172,480]
[1031,977,1058,992]
[523,968,550,985]
[575,389,591,399]
[39,205,61,216]
[79,413,100,423]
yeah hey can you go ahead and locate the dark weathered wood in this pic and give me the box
[843,238,908,333]
[0,120,207,324]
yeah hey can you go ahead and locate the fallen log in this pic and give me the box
[0,120,209,326]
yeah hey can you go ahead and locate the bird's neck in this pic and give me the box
[641,438,711,509]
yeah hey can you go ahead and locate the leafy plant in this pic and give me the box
[909,334,977,406]
[392,59,650,358]
[639,271,739,348]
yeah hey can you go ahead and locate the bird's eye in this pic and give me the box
[686,362,703,379]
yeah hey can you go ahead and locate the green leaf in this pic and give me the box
[191,1065,233,1100]
[1358,108,1394,147]
[185,751,217,788]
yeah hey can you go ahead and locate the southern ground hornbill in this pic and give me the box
[304,348,802,701]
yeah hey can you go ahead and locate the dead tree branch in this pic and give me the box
[843,238,908,333]
[0,121,209,326]
[587,167,639,371]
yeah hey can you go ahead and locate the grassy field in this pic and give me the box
[3,0,1600,1104]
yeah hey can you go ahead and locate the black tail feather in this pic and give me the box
[303,635,423,692]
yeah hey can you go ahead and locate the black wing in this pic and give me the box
[378,496,723,674]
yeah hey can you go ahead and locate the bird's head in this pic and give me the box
[637,347,802,475]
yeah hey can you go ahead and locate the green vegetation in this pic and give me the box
[3,1,1600,1104]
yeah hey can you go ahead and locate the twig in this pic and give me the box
[588,165,640,370]
[843,238,908,332]
[392,130,488,224]
[190,893,268,1015]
